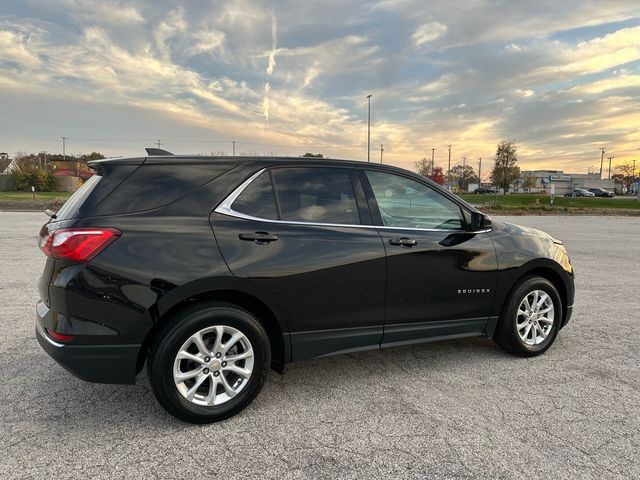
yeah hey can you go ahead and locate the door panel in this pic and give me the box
[210,165,386,361]
[362,169,498,345]
[211,214,387,359]
[379,228,498,344]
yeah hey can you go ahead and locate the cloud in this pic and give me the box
[0,30,40,67]
[412,21,447,46]
[1,0,640,171]
[186,30,225,57]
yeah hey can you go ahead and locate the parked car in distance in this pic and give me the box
[473,187,496,194]
[564,188,595,197]
[36,151,575,423]
[587,188,615,198]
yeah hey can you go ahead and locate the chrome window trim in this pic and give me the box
[213,167,491,234]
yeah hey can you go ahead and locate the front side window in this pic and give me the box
[231,171,278,220]
[366,171,464,230]
[271,167,360,225]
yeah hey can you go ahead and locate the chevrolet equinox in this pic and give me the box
[36,152,574,423]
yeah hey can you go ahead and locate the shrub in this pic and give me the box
[10,158,56,191]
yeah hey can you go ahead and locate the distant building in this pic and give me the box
[517,170,615,195]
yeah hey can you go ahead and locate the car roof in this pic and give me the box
[89,155,418,176]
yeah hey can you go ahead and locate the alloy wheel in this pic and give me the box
[173,325,254,406]
[515,290,555,346]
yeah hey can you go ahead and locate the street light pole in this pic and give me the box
[599,147,605,178]
[61,136,67,161]
[478,157,482,185]
[431,148,436,174]
[607,156,614,179]
[380,144,384,164]
[366,95,372,162]
[447,145,452,188]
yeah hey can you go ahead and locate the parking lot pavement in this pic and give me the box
[0,212,638,479]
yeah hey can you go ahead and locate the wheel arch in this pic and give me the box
[507,262,570,326]
[137,286,290,376]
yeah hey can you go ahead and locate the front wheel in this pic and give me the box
[494,276,562,357]
[148,302,270,423]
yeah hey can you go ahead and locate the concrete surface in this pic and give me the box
[0,212,638,479]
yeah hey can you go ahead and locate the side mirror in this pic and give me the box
[470,211,491,231]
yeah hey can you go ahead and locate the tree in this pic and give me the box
[490,140,520,193]
[450,164,478,191]
[301,152,323,158]
[415,157,431,177]
[613,161,635,187]
[10,155,55,191]
[427,166,445,185]
[521,175,536,192]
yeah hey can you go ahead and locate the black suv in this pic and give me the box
[36,154,574,423]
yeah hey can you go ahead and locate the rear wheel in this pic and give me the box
[148,302,270,423]
[494,276,562,357]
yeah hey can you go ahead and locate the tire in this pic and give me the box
[148,302,270,423]
[494,276,562,357]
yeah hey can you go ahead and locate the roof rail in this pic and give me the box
[145,148,174,156]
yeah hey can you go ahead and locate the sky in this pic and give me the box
[1,0,639,175]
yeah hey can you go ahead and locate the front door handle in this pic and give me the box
[239,232,279,244]
[389,237,417,247]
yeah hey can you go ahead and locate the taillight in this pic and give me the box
[39,228,121,263]
[45,328,76,342]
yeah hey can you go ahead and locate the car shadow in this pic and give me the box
[24,336,514,430]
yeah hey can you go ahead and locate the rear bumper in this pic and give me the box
[36,303,140,384]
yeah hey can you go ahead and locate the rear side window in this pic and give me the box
[271,167,360,225]
[92,163,233,215]
[55,175,101,220]
[231,171,277,220]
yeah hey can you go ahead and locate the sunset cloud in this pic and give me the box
[0,1,639,172]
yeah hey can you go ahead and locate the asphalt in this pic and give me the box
[0,212,638,479]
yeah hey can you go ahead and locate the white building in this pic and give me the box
[517,170,615,195]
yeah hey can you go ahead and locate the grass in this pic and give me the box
[0,191,72,201]
[458,193,640,211]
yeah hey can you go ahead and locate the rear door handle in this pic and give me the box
[389,237,417,247]
[239,232,279,244]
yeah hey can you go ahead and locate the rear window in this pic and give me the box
[91,163,233,215]
[55,175,101,220]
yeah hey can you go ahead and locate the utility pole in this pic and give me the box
[599,147,605,178]
[155,139,163,149]
[431,148,436,175]
[366,95,372,162]
[447,145,452,188]
[633,159,636,187]
[607,156,614,179]
[380,144,384,164]
[478,157,482,185]
[232,141,236,156]
[61,136,67,161]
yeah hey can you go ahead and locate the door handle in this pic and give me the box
[389,237,417,247]
[239,232,279,244]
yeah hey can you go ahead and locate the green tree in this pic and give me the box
[301,152,323,158]
[490,140,520,193]
[10,155,56,191]
[521,175,536,192]
[450,164,478,191]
